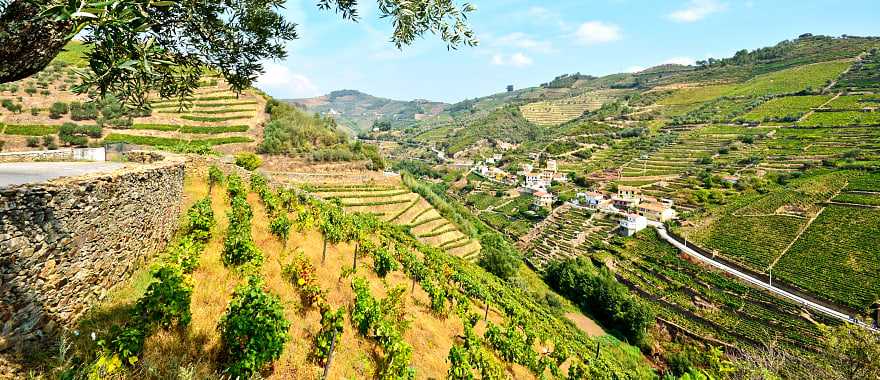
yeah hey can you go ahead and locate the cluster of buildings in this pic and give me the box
[519,159,568,208]
[573,185,677,236]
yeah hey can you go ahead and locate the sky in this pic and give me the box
[255,0,880,103]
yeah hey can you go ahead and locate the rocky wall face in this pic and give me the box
[0,156,185,352]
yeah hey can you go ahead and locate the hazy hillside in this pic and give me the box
[289,90,448,134]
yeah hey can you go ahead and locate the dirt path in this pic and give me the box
[799,92,841,122]
[564,312,605,337]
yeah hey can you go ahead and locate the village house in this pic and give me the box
[492,153,503,162]
[533,190,555,208]
[637,199,677,222]
[524,172,551,190]
[619,213,648,236]
[546,159,558,172]
[576,191,606,209]
[519,163,534,175]
[612,185,642,210]
[496,141,518,151]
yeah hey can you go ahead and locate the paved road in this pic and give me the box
[654,227,875,330]
[0,162,125,187]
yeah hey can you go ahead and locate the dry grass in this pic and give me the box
[57,172,528,379]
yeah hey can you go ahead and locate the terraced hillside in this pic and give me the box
[26,168,651,379]
[519,90,620,125]
[683,170,880,312]
[0,40,265,153]
[309,183,483,261]
[522,206,617,269]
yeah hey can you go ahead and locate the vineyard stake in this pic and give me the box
[595,341,600,359]
[484,300,489,321]
[322,330,338,380]
[411,277,416,293]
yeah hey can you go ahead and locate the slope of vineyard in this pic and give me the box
[519,90,619,125]
[308,182,483,260]
[35,166,653,379]
[0,42,265,152]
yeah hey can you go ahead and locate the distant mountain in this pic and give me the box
[287,90,448,133]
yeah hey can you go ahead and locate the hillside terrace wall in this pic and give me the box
[0,153,185,352]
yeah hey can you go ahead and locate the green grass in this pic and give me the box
[50,41,90,67]
[102,133,251,147]
[832,193,880,206]
[826,94,880,110]
[657,84,738,106]
[0,124,61,136]
[180,115,251,122]
[131,124,249,134]
[774,205,880,311]
[741,95,832,122]
[730,60,851,96]
[798,111,880,127]
[157,108,255,115]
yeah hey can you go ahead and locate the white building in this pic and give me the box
[492,153,503,162]
[576,191,605,209]
[522,163,534,173]
[524,172,550,189]
[533,190,555,208]
[546,159,558,172]
[638,201,677,222]
[619,213,648,236]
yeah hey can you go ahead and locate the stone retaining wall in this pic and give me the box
[0,154,185,352]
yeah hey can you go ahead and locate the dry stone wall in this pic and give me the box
[0,154,185,352]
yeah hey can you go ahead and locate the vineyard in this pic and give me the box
[519,90,619,125]
[773,205,880,311]
[740,95,832,123]
[308,183,483,260]
[0,52,265,152]
[46,166,654,379]
[524,207,617,269]
[609,230,841,352]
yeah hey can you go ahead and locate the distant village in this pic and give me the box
[436,141,678,237]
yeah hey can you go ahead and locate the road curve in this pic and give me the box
[654,227,876,330]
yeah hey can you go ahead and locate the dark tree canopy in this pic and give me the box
[0,0,477,109]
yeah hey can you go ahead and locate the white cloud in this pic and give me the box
[256,63,318,97]
[493,32,554,53]
[663,56,695,65]
[573,21,622,45]
[668,0,727,23]
[491,52,533,68]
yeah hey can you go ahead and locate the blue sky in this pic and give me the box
[255,0,880,103]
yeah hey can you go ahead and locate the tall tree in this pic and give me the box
[1,0,477,108]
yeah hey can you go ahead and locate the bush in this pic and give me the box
[26,136,40,147]
[43,135,57,150]
[477,233,521,281]
[49,102,69,119]
[70,101,99,121]
[186,198,215,242]
[234,152,262,171]
[218,276,290,379]
[208,165,225,191]
[131,264,193,330]
[58,122,102,147]
[544,257,653,346]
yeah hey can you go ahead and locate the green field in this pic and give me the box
[799,110,880,127]
[741,95,832,122]
[774,205,880,311]
[102,133,252,147]
[730,60,851,96]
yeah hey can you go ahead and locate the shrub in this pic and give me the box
[186,197,215,242]
[477,233,521,281]
[70,101,99,121]
[208,165,224,192]
[312,307,344,366]
[26,136,40,148]
[218,276,290,379]
[131,264,193,329]
[49,102,69,119]
[168,236,204,274]
[30,107,38,116]
[234,152,262,171]
[226,173,246,199]
[269,214,292,247]
[58,122,102,147]
[43,135,57,150]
